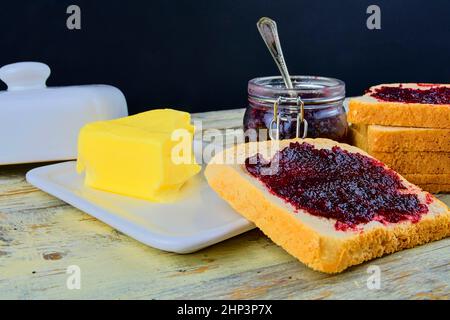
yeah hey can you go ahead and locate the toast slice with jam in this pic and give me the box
[348,83,450,129]
[204,138,450,273]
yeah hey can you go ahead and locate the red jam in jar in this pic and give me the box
[244,76,348,142]
[245,142,429,231]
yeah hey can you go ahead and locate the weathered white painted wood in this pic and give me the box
[0,110,449,300]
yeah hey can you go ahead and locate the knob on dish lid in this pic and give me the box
[0,62,51,91]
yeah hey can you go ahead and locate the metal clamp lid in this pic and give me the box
[269,96,308,140]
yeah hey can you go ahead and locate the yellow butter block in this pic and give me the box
[76,109,201,202]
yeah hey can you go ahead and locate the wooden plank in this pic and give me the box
[0,110,449,300]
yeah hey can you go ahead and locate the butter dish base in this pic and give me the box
[26,161,255,253]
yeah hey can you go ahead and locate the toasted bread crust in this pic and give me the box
[415,184,450,194]
[402,174,450,193]
[348,98,450,129]
[349,125,450,191]
[402,173,450,185]
[350,124,450,152]
[349,126,450,174]
[369,151,450,174]
[204,139,450,273]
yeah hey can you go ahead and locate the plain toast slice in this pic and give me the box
[350,124,450,152]
[367,151,450,174]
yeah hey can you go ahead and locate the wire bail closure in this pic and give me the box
[269,96,308,140]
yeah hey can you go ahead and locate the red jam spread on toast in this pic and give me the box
[245,142,428,231]
[369,85,450,104]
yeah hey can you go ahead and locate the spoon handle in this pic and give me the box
[257,17,294,89]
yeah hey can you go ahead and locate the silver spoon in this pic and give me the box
[257,17,294,90]
[257,17,308,140]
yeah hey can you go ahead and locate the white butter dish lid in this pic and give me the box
[0,62,128,165]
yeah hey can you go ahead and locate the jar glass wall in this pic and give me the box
[244,76,348,142]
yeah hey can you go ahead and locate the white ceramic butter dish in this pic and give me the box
[0,62,128,165]
[26,162,255,253]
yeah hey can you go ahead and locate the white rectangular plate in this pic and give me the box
[26,161,254,253]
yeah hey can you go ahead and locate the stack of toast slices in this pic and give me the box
[205,139,450,273]
[348,83,450,193]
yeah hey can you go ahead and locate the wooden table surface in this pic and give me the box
[0,109,449,300]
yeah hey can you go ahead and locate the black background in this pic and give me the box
[0,0,449,114]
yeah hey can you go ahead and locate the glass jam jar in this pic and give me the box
[244,76,348,142]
